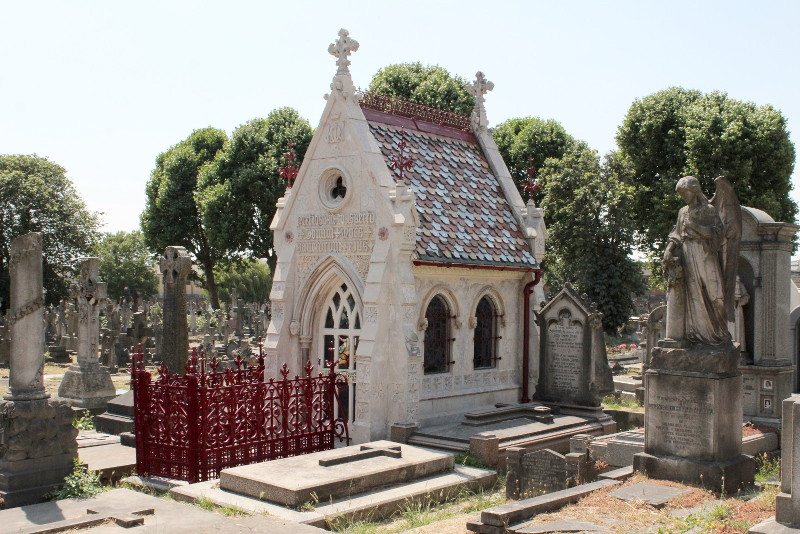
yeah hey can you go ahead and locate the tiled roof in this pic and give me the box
[366,112,539,269]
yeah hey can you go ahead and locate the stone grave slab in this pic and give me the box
[220,440,452,508]
[516,519,610,533]
[609,482,689,506]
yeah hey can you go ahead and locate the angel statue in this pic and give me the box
[662,176,741,346]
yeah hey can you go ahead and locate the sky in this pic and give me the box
[2,0,799,233]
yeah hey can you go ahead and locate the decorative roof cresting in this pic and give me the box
[328,28,359,75]
[467,71,494,130]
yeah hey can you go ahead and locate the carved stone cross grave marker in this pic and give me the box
[319,444,402,467]
[328,28,359,74]
[160,246,192,372]
[22,506,155,533]
[467,71,494,129]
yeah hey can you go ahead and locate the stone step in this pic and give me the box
[173,465,496,527]
[406,434,469,452]
[467,479,621,534]
[94,412,134,435]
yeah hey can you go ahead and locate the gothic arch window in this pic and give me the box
[473,296,500,369]
[424,295,452,374]
[321,282,360,423]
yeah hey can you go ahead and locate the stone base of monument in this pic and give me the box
[171,440,496,527]
[0,398,79,507]
[635,343,755,492]
[633,452,754,493]
[94,391,134,436]
[57,362,117,411]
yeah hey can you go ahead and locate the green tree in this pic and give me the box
[197,108,313,273]
[0,154,100,308]
[368,62,474,115]
[140,128,227,308]
[540,145,645,333]
[492,117,579,203]
[616,87,797,259]
[92,231,158,302]
[214,260,271,307]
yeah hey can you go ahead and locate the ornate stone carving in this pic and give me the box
[328,28,359,75]
[364,306,378,324]
[467,71,494,130]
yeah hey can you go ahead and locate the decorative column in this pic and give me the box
[5,233,48,401]
[160,246,192,373]
[58,257,117,410]
[1,233,78,507]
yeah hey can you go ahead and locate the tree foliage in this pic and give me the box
[616,87,797,258]
[492,117,579,203]
[368,62,474,115]
[540,146,645,332]
[213,260,271,307]
[0,154,100,308]
[197,108,313,266]
[92,231,158,301]
[140,128,227,308]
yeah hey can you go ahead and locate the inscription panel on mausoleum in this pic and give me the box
[646,373,714,459]
[296,211,376,282]
[546,324,583,395]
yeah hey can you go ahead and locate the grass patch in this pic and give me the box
[602,394,643,412]
[754,453,780,484]
[453,452,486,469]
[195,496,247,517]
[47,458,108,500]
[328,480,506,534]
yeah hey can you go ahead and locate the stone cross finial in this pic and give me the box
[468,71,494,109]
[328,28,359,75]
[160,246,192,284]
[467,71,494,130]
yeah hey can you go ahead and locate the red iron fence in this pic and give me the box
[131,345,350,483]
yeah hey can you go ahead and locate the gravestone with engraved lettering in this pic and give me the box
[633,177,753,493]
[506,447,567,499]
[533,283,613,407]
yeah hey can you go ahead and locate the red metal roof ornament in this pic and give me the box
[523,157,541,202]
[388,129,414,183]
[279,143,300,189]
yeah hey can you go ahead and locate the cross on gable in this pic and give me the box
[319,444,402,467]
[328,28,359,74]
[159,246,192,284]
[467,71,494,108]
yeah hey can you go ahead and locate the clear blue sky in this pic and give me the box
[2,1,799,233]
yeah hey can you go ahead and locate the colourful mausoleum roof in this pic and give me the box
[365,110,538,269]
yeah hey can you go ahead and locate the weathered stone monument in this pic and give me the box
[533,283,613,407]
[506,447,568,499]
[0,233,78,507]
[159,246,192,373]
[749,394,800,533]
[58,257,117,410]
[633,176,754,492]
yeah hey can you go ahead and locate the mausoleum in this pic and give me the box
[265,30,546,443]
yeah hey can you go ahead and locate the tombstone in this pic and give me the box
[188,300,198,335]
[633,176,754,492]
[749,394,800,531]
[506,447,568,499]
[534,284,614,407]
[737,206,798,420]
[0,232,78,507]
[638,304,665,369]
[159,246,192,373]
[58,257,117,410]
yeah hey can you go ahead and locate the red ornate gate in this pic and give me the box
[131,345,350,483]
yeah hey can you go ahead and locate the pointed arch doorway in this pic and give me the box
[320,281,360,425]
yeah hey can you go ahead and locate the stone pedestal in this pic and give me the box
[58,257,116,410]
[0,398,78,507]
[633,343,754,492]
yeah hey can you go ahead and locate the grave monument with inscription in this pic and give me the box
[633,176,754,492]
[505,447,568,499]
[533,283,613,408]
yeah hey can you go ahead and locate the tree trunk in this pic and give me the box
[200,256,220,309]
